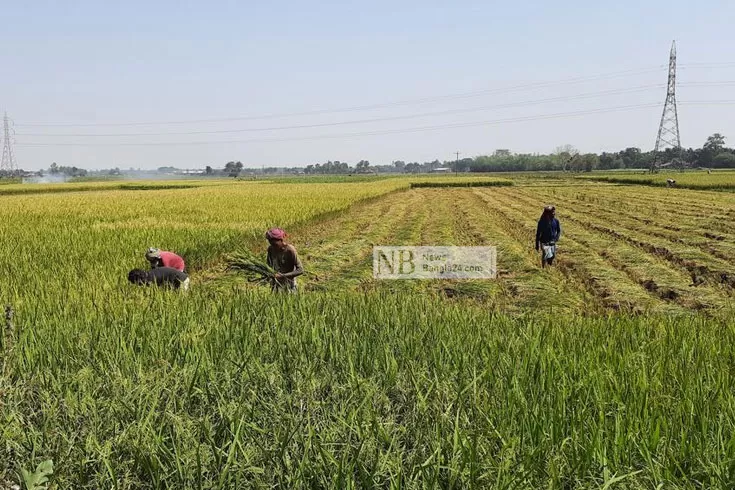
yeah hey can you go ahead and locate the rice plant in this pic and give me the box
[226,251,278,286]
[0,177,734,488]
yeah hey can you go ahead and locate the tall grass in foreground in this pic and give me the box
[2,290,734,489]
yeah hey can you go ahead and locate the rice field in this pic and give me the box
[1,175,735,488]
[0,179,228,196]
[578,169,735,190]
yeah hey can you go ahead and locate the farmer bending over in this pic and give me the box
[265,228,303,291]
[146,247,185,271]
[535,205,561,268]
[128,267,190,291]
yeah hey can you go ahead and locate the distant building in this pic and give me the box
[175,169,206,176]
[430,167,453,174]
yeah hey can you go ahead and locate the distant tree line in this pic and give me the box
[468,133,734,173]
[5,133,733,181]
[48,162,88,177]
[295,133,735,175]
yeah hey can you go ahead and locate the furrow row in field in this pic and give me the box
[489,188,692,313]
[513,187,735,277]
[501,188,729,312]
[590,186,735,219]
[508,188,732,274]
[472,189,662,312]
[545,186,735,240]
[206,183,732,313]
[297,187,597,310]
[350,189,434,294]
[293,190,426,292]
[576,172,735,192]
[471,188,614,308]
[556,185,735,219]
[415,190,454,246]
[561,183,735,214]
[407,190,498,301]
[450,189,591,311]
[520,190,735,290]
[298,193,404,261]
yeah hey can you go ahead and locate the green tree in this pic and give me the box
[704,133,726,153]
[598,152,623,170]
[699,133,726,166]
[581,153,599,172]
[619,147,642,168]
[713,152,735,168]
[224,161,243,177]
[554,145,578,171]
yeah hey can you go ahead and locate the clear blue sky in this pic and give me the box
[2,0,734,170]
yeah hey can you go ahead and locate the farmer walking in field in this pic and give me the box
[128,267,190,291]
[535,205,561,268]
[265,228,304,292]
[146,247,185,272]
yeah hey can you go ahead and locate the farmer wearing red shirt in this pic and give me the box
[145,247,185,272]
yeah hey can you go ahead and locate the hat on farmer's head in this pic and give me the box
[265,228,287,240]
[145,247,162,260]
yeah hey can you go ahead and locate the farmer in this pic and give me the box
[535,205,561,268]
[145,247,185,272]
[128,267,190,291]
[265,228,304,292]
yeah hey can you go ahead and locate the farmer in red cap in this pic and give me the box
[146,247,185,272]
[265,228,303,292]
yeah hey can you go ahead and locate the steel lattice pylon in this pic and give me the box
[1,112,18,173]
[652,41,682,172]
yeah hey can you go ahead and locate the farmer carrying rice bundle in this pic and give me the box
[535,205,561,268]
[146,247,185,272]
[265,228,303,292]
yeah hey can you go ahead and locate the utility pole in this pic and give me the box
[455,151,460,175]
[652,41,682,173]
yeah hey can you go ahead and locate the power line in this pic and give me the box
[16,100,731,148]
[15,81,733,138]
[679,62,735,67]
[19,81,735,138]
[14,66,670,128]
[679,100,735,105]
[17,84,675,137]
[16,102,664,147]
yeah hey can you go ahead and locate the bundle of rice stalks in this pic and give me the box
[226,251,278,286]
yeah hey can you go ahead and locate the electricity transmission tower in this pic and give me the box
[1,112,18,173]
[651,41,682,172]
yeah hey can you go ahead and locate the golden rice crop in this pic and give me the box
[1,176,735,488]
[578,169,735,190]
